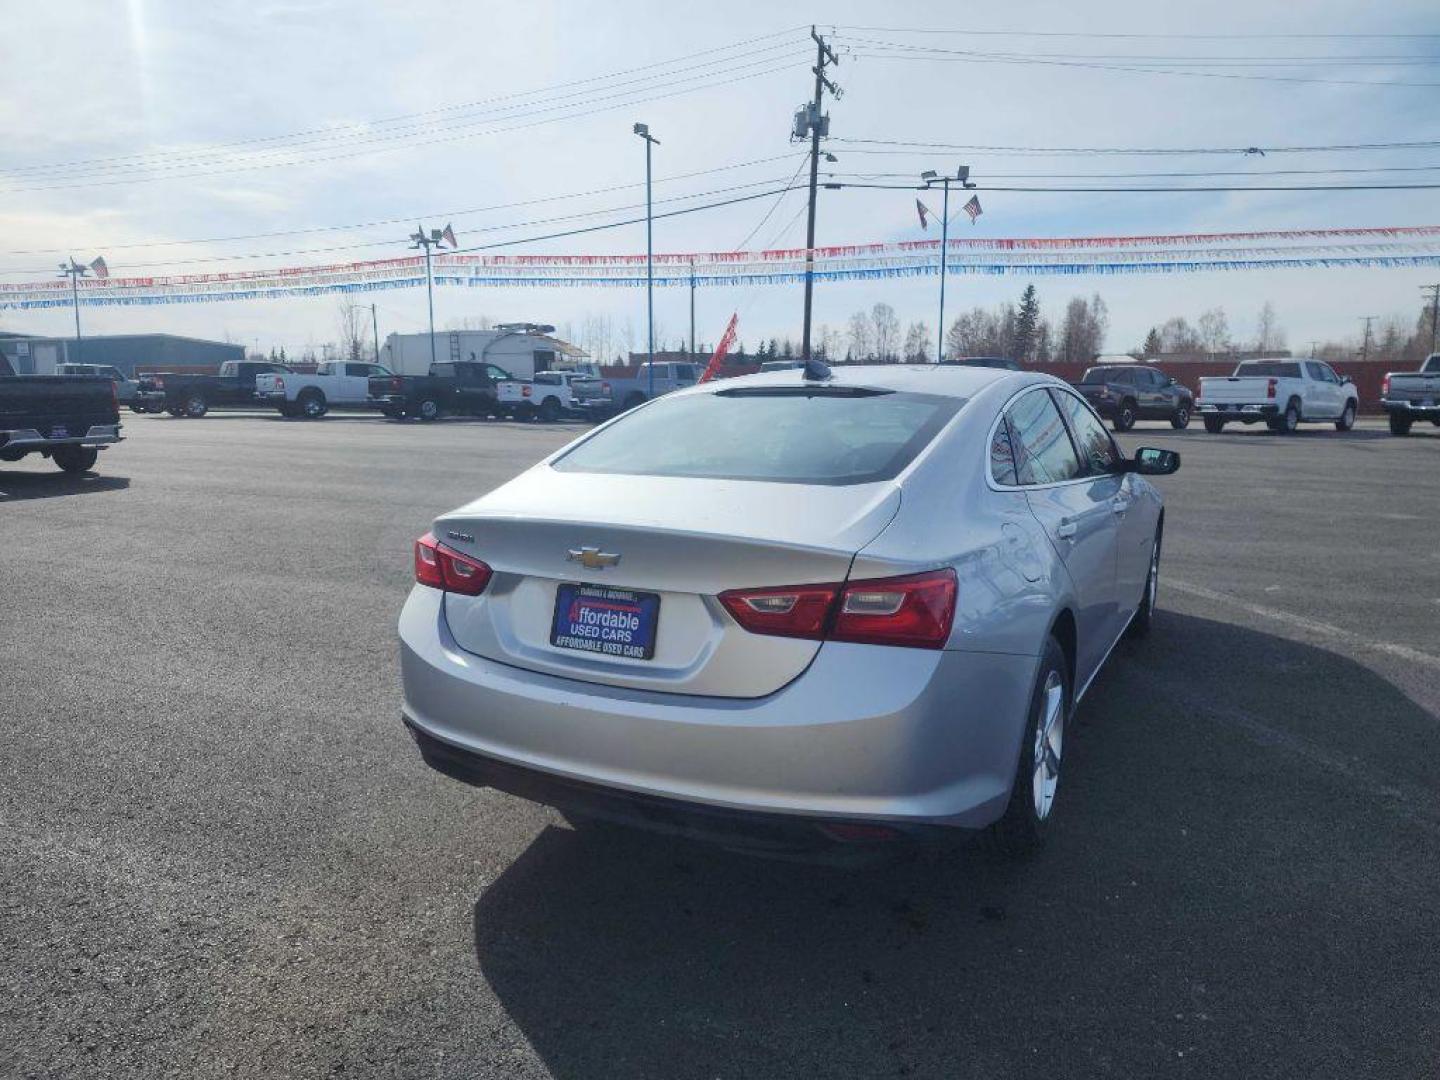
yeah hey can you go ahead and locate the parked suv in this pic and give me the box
[1074,364,1194,431]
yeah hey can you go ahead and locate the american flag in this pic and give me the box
[962,195,983,224]
[915,198,933,230]
[89,256,109,278]
[440,223,457,248]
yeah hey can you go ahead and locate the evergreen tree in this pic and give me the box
[1014,284,1040,363]
[1142,328,1162,357]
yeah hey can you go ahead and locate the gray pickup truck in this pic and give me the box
[1381,353,1440,435]
[1,354,124,473]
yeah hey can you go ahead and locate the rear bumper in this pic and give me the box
[397,585,1034,831]
[1381,398,1440,416]
[0,423,123,450]
[1197,403,1278,420]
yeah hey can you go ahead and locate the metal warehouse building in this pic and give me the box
[0,332,244,378]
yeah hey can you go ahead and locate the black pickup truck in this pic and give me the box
[368,361,519,421]
[0,355,123,473]
[141,360,291,418]
[1072,363,1195,431]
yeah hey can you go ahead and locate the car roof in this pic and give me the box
[695,363,1056,401]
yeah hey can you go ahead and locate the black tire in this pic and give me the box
[1203,416,1225,434]
[53,446,99,474]
[537,396,562,422]
[297,390,327,419]
[1112,399,1137,432]
[622,392,647,412]
[1268,400,1299,434]
[411,397,441,422]
[1127,522,1162,639]
[1170,403,1191,430]
[183,392,208,418]
[1334,401,1356,432]
[988,635,1070,858]
[1389,414,1413,435]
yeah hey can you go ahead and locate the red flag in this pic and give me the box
[915,199,932,230]
[89,256,109,278]
[441,223,457,248]
[697,313,739,384]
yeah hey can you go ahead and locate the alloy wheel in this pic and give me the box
[1032,670,1065,820]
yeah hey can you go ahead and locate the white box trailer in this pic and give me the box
[381,324,587,378]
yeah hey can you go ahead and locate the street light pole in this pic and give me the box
[409,227,446,369]
[371,303,381,365]
[634,123,660,397]
[58,259,89,364]
[922,167,973,363]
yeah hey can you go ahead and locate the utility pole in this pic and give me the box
[633,123,660,397]
[58,259,89,363]
[1359,315,1377,364]
[922,166,974,363]
[371,303,381,365]
[689,258,696,360]
[799,26,840,363]
[1422,284,1440,356]
[409,226,447,369]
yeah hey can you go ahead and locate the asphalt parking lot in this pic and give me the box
[3,411,1437,1079]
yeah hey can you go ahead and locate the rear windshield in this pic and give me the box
[1235,361,1301,378]
[1078,367,1126,383]
[552,389,964,485]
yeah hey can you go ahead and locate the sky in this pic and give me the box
[2,0,1438,360]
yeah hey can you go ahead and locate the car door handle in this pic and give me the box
[1056,520,1078,539]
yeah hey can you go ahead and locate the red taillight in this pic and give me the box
[601,381,611,393]
[1266,377,1277,399]
[718,568,956,650]
[414,532,492,596]
[391,377,403,392]
[274,377,285,391]
[718,582,840,639]
[522,384,532,398]
[1382,374,1391,395]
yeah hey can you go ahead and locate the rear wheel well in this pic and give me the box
[1049,609,1077,690]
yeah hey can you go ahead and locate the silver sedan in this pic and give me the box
[397,363,1179,856]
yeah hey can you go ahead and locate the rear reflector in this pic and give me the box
[718,567,956,649]
[414,532,492,596]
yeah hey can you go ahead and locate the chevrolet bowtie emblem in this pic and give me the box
[567,546,621,570]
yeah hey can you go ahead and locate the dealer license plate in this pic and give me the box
[550,584,660,660]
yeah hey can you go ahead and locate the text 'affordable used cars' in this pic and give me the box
[395,363,1179,858]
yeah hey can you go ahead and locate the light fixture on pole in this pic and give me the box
[921,166,973,363]
[409,224,456,370]
[633,123,660,398]
[58,256,106,364]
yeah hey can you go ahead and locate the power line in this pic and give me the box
[732,153,811,250]
[2,29,808,179]
[827,24,1440,41]
[831,164,1440,181]
[825,180,1440,193]
[1,58,811,194]
[843,41,1440,88]
[0,154,800,256]
[834,137,1440,157]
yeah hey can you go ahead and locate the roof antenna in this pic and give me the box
[802,357,832,382]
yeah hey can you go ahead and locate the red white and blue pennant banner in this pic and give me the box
[3,225,1440,309]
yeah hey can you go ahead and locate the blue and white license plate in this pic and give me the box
[551,584,660,660]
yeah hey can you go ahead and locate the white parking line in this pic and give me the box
[1167,578,1440,672]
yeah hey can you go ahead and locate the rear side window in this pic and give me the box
[553,389,965,486]
[1236,361,1301,378]
[1052,390,1120,476]
[1005,390,1081,486]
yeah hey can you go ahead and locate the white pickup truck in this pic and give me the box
[1380,353,1440,435]
[255,360,394,418]
[1197,358,1358,434]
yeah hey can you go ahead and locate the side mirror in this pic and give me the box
[1128,447,1180,476]
[1167,376,1177,385]
[1340,375,1352,385]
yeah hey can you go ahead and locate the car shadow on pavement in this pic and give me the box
[0,470,130,501]
[469,611,1439,1079]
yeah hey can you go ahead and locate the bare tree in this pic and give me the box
[336,302,367,362]
[846,310,873,361]
[1255,302,1286,354]
[1159,316,1201,354]
[1059,294,1108,363]
[1197,307,1230,354]
[816,324,843,361]
[903,320,931,363]
[871,302,901,362]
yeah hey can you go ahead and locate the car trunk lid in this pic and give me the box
[436,469,902,698]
